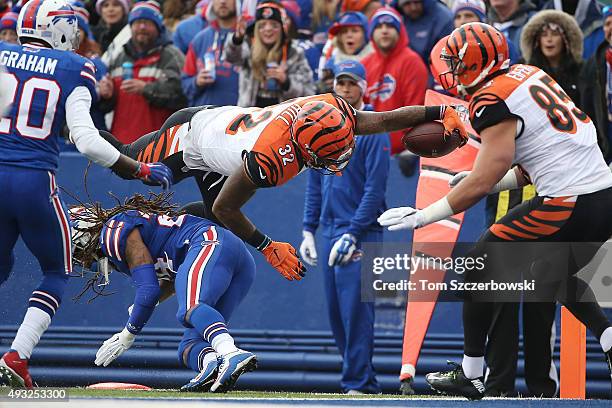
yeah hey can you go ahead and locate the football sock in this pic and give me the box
[600,327,612,353]
[462,355,484,379]
[462,301,493,357]
[188,304,238,356]
[11,308,51,360]
[185,342,216,372]
[211,333,238,356]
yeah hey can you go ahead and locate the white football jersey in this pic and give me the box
[469,64,612,197]
[181,93,356,187]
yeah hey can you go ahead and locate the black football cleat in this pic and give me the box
[425,361,485,400]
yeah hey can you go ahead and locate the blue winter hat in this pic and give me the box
[334,59,367,94]
[329,11,368,36]
[368,7,402,38]
[129,1,165,33]
[604,5,612,21]
[0,11,18,32]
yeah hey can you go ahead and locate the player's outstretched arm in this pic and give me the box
[378,119,516,231]
[354,106,466,142]
[213,167,306,281]
[65,87,172,189]
[95,229,160,367]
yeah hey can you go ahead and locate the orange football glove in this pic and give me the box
[261,241,306,281]
[442,106,468,146]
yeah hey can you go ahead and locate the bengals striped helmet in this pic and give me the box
[438,23,509,90]
[291,101,355,173]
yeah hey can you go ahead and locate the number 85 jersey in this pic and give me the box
[469,64,612,197]
[0,42,97,171]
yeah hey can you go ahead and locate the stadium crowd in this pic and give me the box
[1,0,612,398]
[2,0,608,159]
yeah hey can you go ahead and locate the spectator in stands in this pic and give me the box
[182,0,239,106]
[311,0,341,52]
[163,0,196,33]
[580,5,612,162]
[300,59,388,396]
[173,0,209,54]
[92,0,130,53]
[451,0,521,63]
[341,0,382,19]
[521,10,584,103]
[363,7,427,154]
[394,0,453,64]
[318,12,373,81]
[488,0,537,59]
[282,0,322,79]
[72,2,109,131]
[225,2,315,107]
[98,1,186,143]
[541,0,604,59]
[0,11,18,44]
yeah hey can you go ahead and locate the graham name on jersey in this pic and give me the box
[0,50,57,75]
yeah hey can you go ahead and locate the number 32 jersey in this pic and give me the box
[182,93,356,187]
[469,64,612,197]
[0,42,97,171]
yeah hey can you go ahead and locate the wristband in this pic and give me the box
[424,106,444,122]
[133,162,150,179]
[420,197,454,227]
[246,229,272,251]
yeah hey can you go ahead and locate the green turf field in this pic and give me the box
[2,387,428,399]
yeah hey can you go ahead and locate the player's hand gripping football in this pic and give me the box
[95,328,136,367]
[262,241,306,281]
[134,162,173,190]
[441,106,468,147]
[378,207,424,231]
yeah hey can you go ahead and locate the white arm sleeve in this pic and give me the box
[65,86,121,168]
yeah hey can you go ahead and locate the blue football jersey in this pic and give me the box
[0,42,97,170]
[100,210,217,280]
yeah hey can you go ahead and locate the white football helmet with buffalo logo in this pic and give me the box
[17,0,79,51]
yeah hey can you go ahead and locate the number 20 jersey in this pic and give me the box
[0,42,97,171]
[469,64,612,197]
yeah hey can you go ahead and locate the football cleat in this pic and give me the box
[180,358,218,392]
[399,376,415,396]
[210,349,257,393]
[0,351,33,388]
[425,361,485,400]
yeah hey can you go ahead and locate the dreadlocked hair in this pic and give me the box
[71,191,181,302]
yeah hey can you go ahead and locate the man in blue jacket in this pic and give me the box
[300,59,389,395]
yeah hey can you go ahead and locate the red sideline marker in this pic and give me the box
[86,382,152,390]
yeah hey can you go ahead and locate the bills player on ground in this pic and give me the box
[0,0,172,388]
[378,23,612,399]
[70,199,256,393]
[100,95,468,283]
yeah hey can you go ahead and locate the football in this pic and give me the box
[401,121,464,158]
